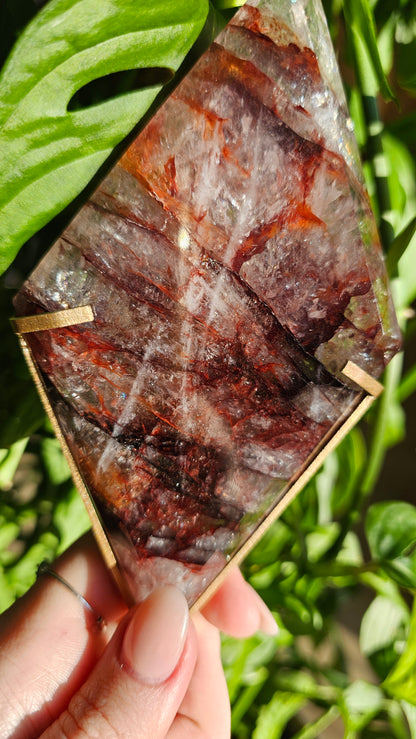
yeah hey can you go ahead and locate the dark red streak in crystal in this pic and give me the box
[231,203,324,272]
[164,156,178,197]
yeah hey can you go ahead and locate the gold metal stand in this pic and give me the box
[13,306,132,604]
[193,362,383,611]
[12,305,384,611]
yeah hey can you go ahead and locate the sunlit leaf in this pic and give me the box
[41,437,71,486]
[291,706,340,739]
[253,692,306,739]
[386,217,416,278]
[384,603,416,707]
[212,0,245,7]
[360,596,409,656]
[8,532,59,598]
[360,571,408,610]
[382,557,416,590]
[377,15,395,77]
[334,531,363,568]
[0,0,209,274]
[0,569,14,613]
[342,680,384,731]
[383,133,416,238]
[397,364,416,404]
[343,0,396,101]
[366,501,416,561]
[329,429,366,519]
[273,670,334,702]
[305,523,340,563]
[0,438,28,489]
[397,224,416,307]
[0,522,19,553]
[0,288,44,448]
[54,486,91,554]
[315,452,339,523]
[402,700,416,738]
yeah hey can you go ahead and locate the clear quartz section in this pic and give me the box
[14,0,400,605]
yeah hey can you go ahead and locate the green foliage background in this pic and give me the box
[0,0,415,736]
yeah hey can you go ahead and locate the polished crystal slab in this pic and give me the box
[14,0,400,606]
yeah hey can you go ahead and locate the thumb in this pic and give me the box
[42,587,196,739]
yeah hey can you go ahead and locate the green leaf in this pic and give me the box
[291,706,340,739]
[383,133,416,227]
[315,452,339,523]
[360,571,408,610]
[0,0,209,274]
[386,217,416,278]
[365,502,416,589]
[223,634,281,708]
[253,691,306,739]
[341,680,384,732]
[8,532,59,598]
[223,637,254,702]
[305,523,340,563]
[402,700,416,738]
[386,700,415,739]
[397,38,416,92]
[366,501,416,561]
[231,680,268,733]
[360,596,408,656]
[0,522,20,552]
[242,636,279,682]
[398,364,416,405]
[54,486,91,554]
[361,354,405,496]
[0,568,14,614]
[245,520,293,570]
[343,0,397,101]
[397,219,416,308]
[382,557,416,590]
[0,384,44,449]
[377,14,395,77]
[384,603,416,707]
[329,428,366,519]
[212,0,245,8]
[336,531,363,568]
[273,670,336,703]
[41,437,71,486]
[0,437,28,489]
[0,287,45,448]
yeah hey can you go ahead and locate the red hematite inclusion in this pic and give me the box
[14,0,401,605]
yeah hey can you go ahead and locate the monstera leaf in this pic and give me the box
[0,0,209,274]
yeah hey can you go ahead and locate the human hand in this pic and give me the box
[0,534,277,738]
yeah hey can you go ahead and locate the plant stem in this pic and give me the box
[362,94,395,251]
[310,560,378,579]
[344,729,358,739]
[361,351,403,496]
[397,362,416,404]
[231,680,267,733]
[213,0,245,8]
[292,706,341,739]
[344,3,395,251]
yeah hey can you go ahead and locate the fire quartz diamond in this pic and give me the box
[14,0,400,605]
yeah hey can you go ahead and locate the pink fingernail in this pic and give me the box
[122,586,189,684]
[256,597,279,635]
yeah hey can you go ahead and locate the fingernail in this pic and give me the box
[256,597,279,636]
[122,586,189,684]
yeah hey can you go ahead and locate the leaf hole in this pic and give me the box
[67,67,174,111]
